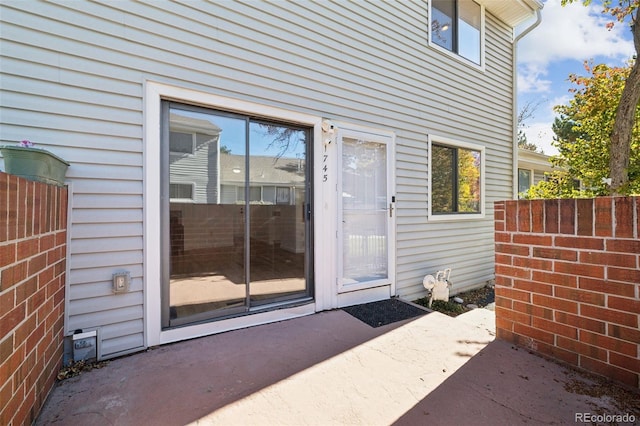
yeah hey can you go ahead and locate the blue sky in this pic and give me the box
[517,0,635,155]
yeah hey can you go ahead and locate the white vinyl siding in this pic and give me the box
[1,0,517,357]
[534,170,547,185]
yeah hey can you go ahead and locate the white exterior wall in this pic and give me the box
[1,0,519,358]
[519,148,556,192]
[534,171,547,185]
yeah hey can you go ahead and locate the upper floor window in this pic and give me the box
[430,0,482,66]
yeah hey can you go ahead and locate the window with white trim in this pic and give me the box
[518,168,532,197]
[429,137,484,218]
[169,182,194,201]
[430,0,483,66]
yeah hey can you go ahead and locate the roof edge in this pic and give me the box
[480,0,544,28]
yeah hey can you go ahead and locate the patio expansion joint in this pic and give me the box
[463,381,550,424]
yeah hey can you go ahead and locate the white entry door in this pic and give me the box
[338,129,395,293]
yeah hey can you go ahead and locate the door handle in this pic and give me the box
[389,203,394,217]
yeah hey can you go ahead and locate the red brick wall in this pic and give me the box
[0,172,68,426]
[495,197,639,388]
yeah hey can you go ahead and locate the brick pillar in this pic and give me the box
[0,172,68,426]
[495,197,640,388]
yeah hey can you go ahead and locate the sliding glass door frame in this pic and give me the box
[160,101,313,329]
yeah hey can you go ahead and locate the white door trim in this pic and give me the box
[143,80,324,347]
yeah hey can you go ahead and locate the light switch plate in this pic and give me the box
[112,271,130,294]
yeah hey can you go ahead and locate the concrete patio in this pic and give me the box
[37,306,637,425]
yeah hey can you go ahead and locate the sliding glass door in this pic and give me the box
[161,102,312,328]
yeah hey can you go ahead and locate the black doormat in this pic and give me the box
[342,298,429,328]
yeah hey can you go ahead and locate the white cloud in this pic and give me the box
[548,94,572,113]
[518,0,635,67]
[522,122,559,156]
[517,63,552,93]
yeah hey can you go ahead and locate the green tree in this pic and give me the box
[526,114,589,199]
[457,148,481,211]
[562,0,640,194]
[551,114,583,145]
[526,171,583,199]
[525,62,640,198]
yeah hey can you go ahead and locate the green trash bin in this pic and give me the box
[0,145,70,186]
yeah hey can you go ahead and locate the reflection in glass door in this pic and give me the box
[161,102,312,328]
[248,121,308,306]
[338,133,394,293]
